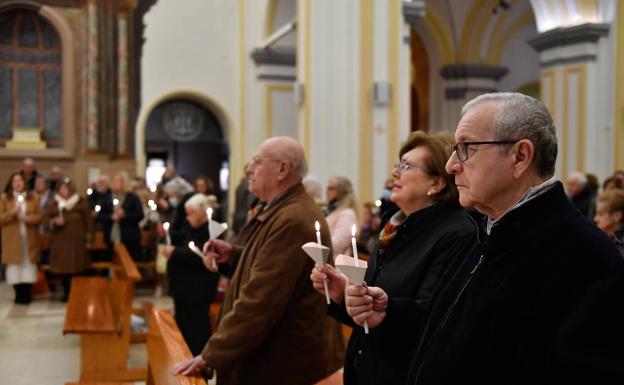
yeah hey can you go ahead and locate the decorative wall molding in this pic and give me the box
[250,47,296,66]
[440,64,508,80]
[528,23,609,52]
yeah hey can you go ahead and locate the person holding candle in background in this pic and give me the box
[108,172,144,260]
[161,193,220,355]
[172,136,344,385]
[311,131,476,385]
[47,178,93,302]
[0,172,43,304]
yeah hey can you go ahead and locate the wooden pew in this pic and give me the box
[63,243,146,382]
[147,309,207,385]
[148,308,344,385]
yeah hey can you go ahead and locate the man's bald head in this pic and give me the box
[261,136,308,181]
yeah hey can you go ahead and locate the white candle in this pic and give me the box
[314,220,331,305]
[94,204,101,213]
[163,222,171,245]
[188,241,204,258]
[59,207,64,220]
[315,221,322,244]
[351,224,360,267]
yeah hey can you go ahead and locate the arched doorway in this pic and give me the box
[144,99,229,212]
[410,29,429,132]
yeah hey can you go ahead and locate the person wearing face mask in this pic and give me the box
[161,176,194,246]
[0,172,43,304]
[48,179,93,301]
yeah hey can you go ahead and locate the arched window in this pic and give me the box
[0,8,62,148]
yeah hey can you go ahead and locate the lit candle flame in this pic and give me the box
[351,224,356,237]
[207,207,213,221]
[87,188,93,196]
[315,221,320,231]
[163,222,170,231]
[113,198,119,206]
[95,205,101,213]
[188,241,195,249]
[17,196,24,204]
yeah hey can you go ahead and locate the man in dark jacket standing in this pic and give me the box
[413,92,624,383]
[347,92,624,384]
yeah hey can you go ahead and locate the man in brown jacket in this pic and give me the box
[173,137,344,384]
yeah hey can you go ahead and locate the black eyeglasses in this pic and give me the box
[450,140,518,162]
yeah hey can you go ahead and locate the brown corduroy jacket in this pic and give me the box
[0,193,42,264]
[202,183,344,385]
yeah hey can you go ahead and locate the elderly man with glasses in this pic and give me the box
[407,93,624,383]
[347,92,624,384]
[172,136,343,385]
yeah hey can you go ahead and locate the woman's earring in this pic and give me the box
[427,191,432,196]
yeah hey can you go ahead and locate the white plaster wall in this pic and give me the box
[308,0,361,193]
[498,22,540,92]
[373,0,391,198]
[137,0,240,171]
[271,0,296,47]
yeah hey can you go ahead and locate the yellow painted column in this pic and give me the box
[359,0,374,204]
[615,1,624,170]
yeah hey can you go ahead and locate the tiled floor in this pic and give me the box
[0,281,173,385]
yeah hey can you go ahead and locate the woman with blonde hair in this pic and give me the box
[0,172,42,304]
[48,178,93,301]
[325,176,359,256]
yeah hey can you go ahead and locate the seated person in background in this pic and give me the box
[594,189,624,257]
[162,193,220,355]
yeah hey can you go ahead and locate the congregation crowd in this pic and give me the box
[2,92,624,384]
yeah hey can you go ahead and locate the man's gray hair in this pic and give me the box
[163,176,194,196]
[275,145,308,180]
[462,92,558,177]
[568,171,587,186]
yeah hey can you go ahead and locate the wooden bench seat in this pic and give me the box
[63,243,147,383]
[147,309,207,385]
[63,277,114,334]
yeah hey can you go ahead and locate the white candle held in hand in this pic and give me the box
[188,241,205,258]
[315,221,322,245]
[163,222,171,245]
[351,224,360,267]
[314,221,331,305]
[351,224,368,333]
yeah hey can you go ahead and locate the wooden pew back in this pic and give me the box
[63,243,146,382]
[147,309,207,385]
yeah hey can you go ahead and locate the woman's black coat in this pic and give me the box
[328,202,477,385]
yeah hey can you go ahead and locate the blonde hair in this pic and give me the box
[328,176,359,223]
